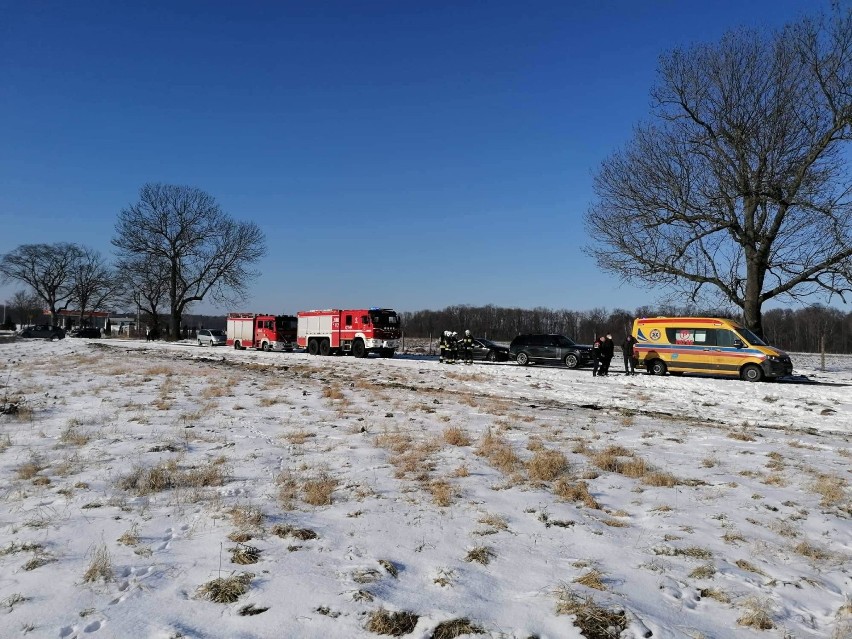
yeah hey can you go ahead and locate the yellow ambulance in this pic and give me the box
[632,317,793,381]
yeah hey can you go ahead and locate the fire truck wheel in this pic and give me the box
[308,339,319,356]
[320,339,331,356]
[262,342,271,352]
[234,341,243,350]
[352,339,366,358]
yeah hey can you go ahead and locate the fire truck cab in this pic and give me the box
[297,308,400,358]
[227,313,298,352]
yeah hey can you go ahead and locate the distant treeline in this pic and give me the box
[398,304,852,353]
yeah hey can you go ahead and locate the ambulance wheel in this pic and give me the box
[320,339,331,356]
[516,352,530,366]
[741,364,763,382]
[649,359,667,376]
[262,342,271,352]
[352,339,366,358]
[308,339,319,356]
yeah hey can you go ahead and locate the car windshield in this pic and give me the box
[556,336,577,347]
[736,327,767,346]
[209,330,225,336]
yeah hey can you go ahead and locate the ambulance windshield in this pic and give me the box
[737,327,767,346]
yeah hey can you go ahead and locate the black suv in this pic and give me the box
[19,325,66,340]
[509,334,593,368]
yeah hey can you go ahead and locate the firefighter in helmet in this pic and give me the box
[461,329,474,364]
[447,331,458,364]
[438,330,450,363]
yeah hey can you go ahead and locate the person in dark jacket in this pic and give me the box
[438,331,449,363]
[599,334,615,376]
[461,329,474,364]
[591,336,603,377]
[622,334,637,375]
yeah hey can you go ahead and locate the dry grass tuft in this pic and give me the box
[429,479,455,507]
[83,543,113,583]
[554,479,601,509]
[431,618,485,639]
[574,569,607,591]
[554,587,627,639]
[15,455,46,480]
[699,587,731,603]
[378,559,398,578]
[59,426,91,447]
[735,559,767,576]
[230,544,261,565]
[728,430,756,442]
[452,464,470,478]
[229,504,264,530]
[276,471,299,509]
[809,473,847,507]
[464,546,495,565]
[286,429,316,444]
[737,596,774,630]
[794,541,830,561]
[476,430,521,474]
[442,426,471,447]
[689,563,716,579]
[118,459,228,495]
[364,608,419,636]
[322,384,345,401]
[117,524,140,546]
[271,524,318,540]
[303,474,338,506]
[478,514,508,531]
[197,572,253,603]
[527,449,568,482]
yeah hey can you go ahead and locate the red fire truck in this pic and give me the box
[227,313,298,351]
[297,308,401,358]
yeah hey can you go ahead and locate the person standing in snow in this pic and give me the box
[622,334,637,375]
[438,331,449,363]
[461,329,474,364]
[600,334,615,376]
[591,336,603,377]
[447,331,458,364]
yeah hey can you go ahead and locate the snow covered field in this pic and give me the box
[0,339,849,639]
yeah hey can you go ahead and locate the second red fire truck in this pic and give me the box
[227,313,298,351]
[297,308,400,358]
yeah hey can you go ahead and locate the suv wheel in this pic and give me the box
[564,353,579,369]
[516,352,530,366]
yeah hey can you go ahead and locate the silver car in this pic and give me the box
[197,329,226,347]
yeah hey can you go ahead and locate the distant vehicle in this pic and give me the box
[633,317,793,382]
[297,308,400,358]
[197,328,226,347]
[68,327,101,338]
[18,325,66,340]
[471,338,510,362]
[227,313,297,351]
[509,334,594,368]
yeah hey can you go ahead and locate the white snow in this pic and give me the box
[0,339,849,639]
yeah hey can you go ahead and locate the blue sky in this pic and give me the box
[0,0,826,316]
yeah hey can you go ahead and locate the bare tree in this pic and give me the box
[0,243,84,325]
[116,254,170,337]
[5,290,43,328]
[112,183,266,338]
[585,8,852,337]
[69,247,123,325]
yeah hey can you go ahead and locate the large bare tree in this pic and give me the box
[0,243,84,325]
[112,183,266,338]
[585,8,852,336]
